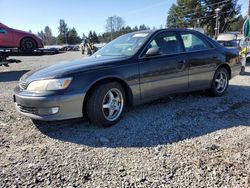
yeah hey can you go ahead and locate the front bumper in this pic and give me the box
[14,86,85,121]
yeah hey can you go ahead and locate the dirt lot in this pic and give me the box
[0,52,250,187]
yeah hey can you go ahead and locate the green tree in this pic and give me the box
[92,31,99,43]
[139,24,150,31]
[57,19,69,44]
[67,27,81,44]
[229,15,245,31]
[201,0,241,35]
[44,26,53,45]
[166,0,202,29]
[38,30,46,42]
[38,26,56,45]
[166,0,241,36]
[88,31,94,43]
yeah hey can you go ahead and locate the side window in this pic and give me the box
[148,32,183,55]
[0,28,7,34]
[181,33,211,52]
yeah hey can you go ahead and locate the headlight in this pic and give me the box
[27,78,72,91]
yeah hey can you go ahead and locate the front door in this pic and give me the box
[0,28,13,47]
[139,31,188,102]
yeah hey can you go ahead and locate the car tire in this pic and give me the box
[86,82,126,127]
[209,67,229,97]
[21,38,37,52]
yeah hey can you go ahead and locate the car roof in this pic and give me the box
[0,23,9,28]
[131,28,201,35]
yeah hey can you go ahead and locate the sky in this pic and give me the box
[0,0,248,37]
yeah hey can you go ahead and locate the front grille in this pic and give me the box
[17,104,37,114]
[19,81,28,90]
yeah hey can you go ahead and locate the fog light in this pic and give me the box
[37,107,59,115]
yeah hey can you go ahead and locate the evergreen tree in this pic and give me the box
[67,27,81,44]
[38,31,46,42]
[229,15,245,31]
[166,0,241,36]
[44,26,53,45]
[57,19,69,44]
[92,31,99,43]
[88,31,94,43]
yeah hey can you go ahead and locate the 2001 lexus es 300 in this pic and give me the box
[14,29,241,127]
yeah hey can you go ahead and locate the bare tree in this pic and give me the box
[105,16,125,33]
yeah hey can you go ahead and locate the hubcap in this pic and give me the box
[24,40,34,49]
[215,72,228,93]
[102,88,124,121]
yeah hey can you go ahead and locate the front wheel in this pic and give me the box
[86,82,125,127]
[21,38,36,52]
[209,67,229,97]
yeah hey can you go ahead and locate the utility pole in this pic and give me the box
[214,8,221,39]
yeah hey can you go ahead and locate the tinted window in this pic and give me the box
[181,33,210,52]
[148,32,183,55]
[0,29,7,33]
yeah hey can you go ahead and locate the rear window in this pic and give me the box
[181,32,211,52]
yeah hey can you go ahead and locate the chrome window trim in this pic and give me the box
[138,30,217,60]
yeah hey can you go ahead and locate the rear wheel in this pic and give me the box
[86,82,125,127]
[209,67,229,97]
[21,38,36,52]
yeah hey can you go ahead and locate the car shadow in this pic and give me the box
[0,70,29,82]
[241,72,250,76]
[34,85,250,148]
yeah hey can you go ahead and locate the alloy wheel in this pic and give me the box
[102,88,124,121]
[215,72,228,93]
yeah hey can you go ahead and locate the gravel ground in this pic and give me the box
[0,52,250,187]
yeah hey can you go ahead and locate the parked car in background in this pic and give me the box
[217,32,242,51]
[0,23,43,52]
[14,29,241,127]
[59,45,79,52]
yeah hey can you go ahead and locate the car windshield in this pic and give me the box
[94,32,150,57]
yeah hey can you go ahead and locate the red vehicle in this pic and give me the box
[0,23,43,52]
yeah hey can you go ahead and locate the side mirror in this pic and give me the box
[145,47,160,57]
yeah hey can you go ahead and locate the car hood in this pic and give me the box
[22,56,129,82]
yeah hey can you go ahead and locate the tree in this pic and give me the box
[139,24,150,31]
[92,31,99,43]
[201,0,241,35]
[88,31,94,43]
[166,0,203,29]
[105,16,125,33]
[44,26,53,45]
[38,30,46,42]
[229,15,245,31]
[67,27,81,44]
[57,19,69,44]
[166,0,241,36]
[38,26,56,45]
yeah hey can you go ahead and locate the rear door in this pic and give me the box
[139,31,188,101]
[180,32,220,90]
